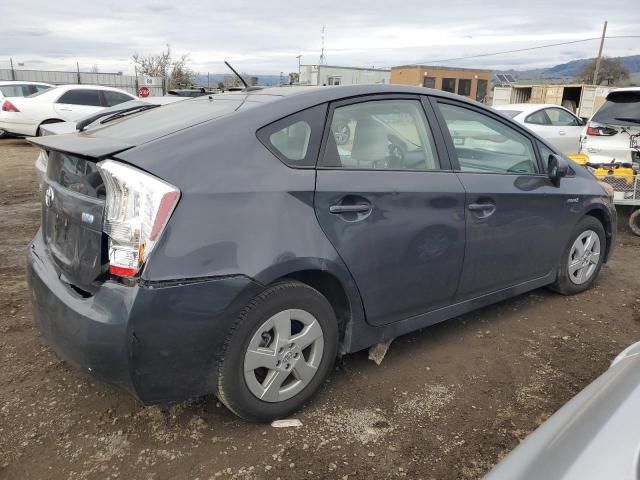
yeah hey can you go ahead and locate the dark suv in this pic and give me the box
[28,85,616,421]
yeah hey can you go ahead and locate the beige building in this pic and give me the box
[390,65,492,103]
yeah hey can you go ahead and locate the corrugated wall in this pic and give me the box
[0,69,165,96]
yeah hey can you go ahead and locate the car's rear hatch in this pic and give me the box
[29,133,137,295]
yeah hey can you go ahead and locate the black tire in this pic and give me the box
[217,281,338,422]
[551,216,606,295]
[629,209,640,237]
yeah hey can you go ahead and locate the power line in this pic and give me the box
[385,35,640,66]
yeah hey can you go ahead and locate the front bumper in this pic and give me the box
[27,230,263,403]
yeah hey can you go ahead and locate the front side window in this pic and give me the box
[442,78,456,93]
[320,99,439,170]
[57,89,103,107]
[546,108,578,126]
[438,102,538,174]
[257,104,326,168]
[457,79,471,97]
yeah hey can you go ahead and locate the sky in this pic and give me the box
[1,1,640,76]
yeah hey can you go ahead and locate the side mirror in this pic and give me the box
[577,117,587,126]
[548,154,569,187]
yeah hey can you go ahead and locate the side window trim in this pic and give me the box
[430,97,546,175]
[317,94,453,171]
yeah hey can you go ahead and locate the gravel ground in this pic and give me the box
[2,138,640,480]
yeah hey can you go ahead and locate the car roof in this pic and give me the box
[493,103,565,113]
[0,80,53,86]
[49,84,134,93]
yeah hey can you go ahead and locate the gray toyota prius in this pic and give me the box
[27,85,616,421]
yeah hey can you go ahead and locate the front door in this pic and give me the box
[314,96,466,326]
[432,99,571,300]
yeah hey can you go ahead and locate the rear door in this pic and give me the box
[431,98,570,300]
[54,89,105,121]
[314,95,466,326]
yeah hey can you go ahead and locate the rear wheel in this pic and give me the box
[551,216,606,295]
[217,281,338,422]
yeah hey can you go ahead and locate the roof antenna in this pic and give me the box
[224,61,248,88]
[319,25,327,65]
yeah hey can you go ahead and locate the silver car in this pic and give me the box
[485,340,640,479]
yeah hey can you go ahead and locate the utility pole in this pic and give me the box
[9,57,16,80]
[592,20,607,86]
[76,61,81,84]
[319,25,327,65]
[296,54,302,84]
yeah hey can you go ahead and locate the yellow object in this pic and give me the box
[593,166,635,186]
[567,153,589,165]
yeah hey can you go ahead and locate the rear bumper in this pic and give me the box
[0,119,36,136]
[27,230,263,403]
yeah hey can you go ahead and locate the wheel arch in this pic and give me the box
[36,118,65,135]
[253,259,366,355]
[583,205,614,262]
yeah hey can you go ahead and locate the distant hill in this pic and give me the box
[497,54,640,83]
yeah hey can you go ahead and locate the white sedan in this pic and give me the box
[493,103,586,154]
[0,84,136,136]
[0,81,53,136]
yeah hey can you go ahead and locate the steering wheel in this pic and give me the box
[388,142,405,168]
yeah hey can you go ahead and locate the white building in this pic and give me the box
[299,65,390,86]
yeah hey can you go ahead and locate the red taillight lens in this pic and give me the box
[586,123,617,136]
[97,160,180,279]
[2,100,19,112]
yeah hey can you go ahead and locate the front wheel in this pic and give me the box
[217,281,338,422]
[551,216,606,295]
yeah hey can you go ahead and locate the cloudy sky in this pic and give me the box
[1,1,639,75]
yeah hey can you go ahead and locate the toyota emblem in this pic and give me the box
[45,186,54,208]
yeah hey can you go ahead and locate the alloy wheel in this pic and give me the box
[568,229,601,285]
[243,309,324,402]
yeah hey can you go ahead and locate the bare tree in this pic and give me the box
[90,65,100,73]
[132,45,194,89]
[578,57,630,85]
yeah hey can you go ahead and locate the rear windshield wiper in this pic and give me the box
[76,103,160,132]
[614,117,640,124]
[99,104,160,125]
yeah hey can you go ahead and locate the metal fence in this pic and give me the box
[0,68,165,97]
[597,174,640,205]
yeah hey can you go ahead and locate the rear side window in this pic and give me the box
[592,91,640,126]
[57,89,103,107]
[320,99,439,170]
[438,102,538,174]
[103,91,133,107]
[257,104,327,168]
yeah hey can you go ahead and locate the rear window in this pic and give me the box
[592,91,640,126]
[89,96,253,144]
[0,85,28,97]
[497,110,522,119]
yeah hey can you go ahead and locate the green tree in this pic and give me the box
[578,57,630,85]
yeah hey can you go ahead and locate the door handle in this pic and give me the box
[58,107,72,111]
[558,130,566,135]
[329,204,371,214]
[468,203,496,218]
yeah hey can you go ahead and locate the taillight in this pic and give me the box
[2,100,19,112]
[586,123,617,136]
[97,160,180,278]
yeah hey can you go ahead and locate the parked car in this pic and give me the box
[485,340,640,480]
[494,103,586,154]
[0,84,136,137]
[27,85,616,422]
[0,81,53,136]
[579,88,640,168]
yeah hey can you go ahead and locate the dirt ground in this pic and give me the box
[1,138,640,480]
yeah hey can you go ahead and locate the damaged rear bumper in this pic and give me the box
[26,229,263,404]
